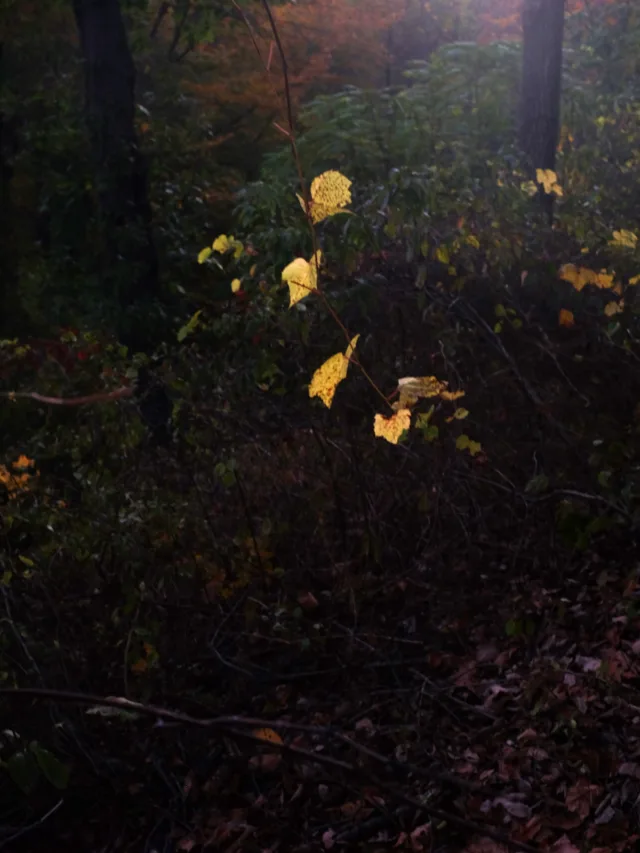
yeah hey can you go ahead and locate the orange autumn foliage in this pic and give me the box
[188,0,398,135]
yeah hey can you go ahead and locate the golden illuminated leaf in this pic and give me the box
[604,300,624,317]
[197,247,212,264]
[309,334,360,408]
[629,274,640,286]
[298,170,352,224]
[212,234,243,258]
[559,308,575,327]
[253,727,283,745]
[282,251,322,307]
[456,434,482,457]
[536,168,563,197]
[610,229,638,250]
[231,278,242,293]
[373,408,411,445]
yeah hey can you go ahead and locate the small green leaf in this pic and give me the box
[18,555,34,568]
[177,309,203,343]
[30,743,70,790]
[456,434,482,456]
[5,750,40,794]
[525,474,549,495]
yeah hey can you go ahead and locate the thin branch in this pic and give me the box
[0,387,133,406]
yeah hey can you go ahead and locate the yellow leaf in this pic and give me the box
[309,334,360,408]
[521,180,537,197]
[559,264,604,292]
[282,251,322,307]
[249,264,257,277]
[610,229,638,250]
[435,246,450,265]
[559,308,575,327]
[595,270,615,289]
[212,234,232,252]
[197,247,212,264]
[374,408,412,445]
[629,274,640,286]
[212,234,243,258]
[604,300,624,317]
[12,455,34,470]
[456,434,482,457]
[396,376,446,410]
[299,170,352,224]
[253,727,283,745]
[466,235,480,249]
[451,407,469,421]
[231,278,242,293]
[440,389,466,402]
[536,168,563,197]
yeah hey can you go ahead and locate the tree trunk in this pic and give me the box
[72,0,158,316]
[519,0,565,218]
[0,43,21,334]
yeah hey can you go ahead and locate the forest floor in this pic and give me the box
[11,524,640,853]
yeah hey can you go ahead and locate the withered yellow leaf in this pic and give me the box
[12,455,34,470]
[610,229,638,249]
[629,274,640,286]
[559,308,575,327]
[253,727,283,745]
[395,376,465,410]
[396,376,446,410]
[440,389,466,402]
[282,251,322,307]
[604,299,624,317]
[309,334,360,408]
[231,278,242,293]
[374,408,411,445]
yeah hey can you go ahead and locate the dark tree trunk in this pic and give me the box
[0,43,21,334]
[72,0,158,315]
[519,0,565,219]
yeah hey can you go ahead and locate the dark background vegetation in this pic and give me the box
[2,1,640,851]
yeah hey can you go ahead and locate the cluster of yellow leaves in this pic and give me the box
[558,264,618,292]
[297,171,352,225]
[309,335,360,408]
[536,169,563,197]
[520,169,564,198]
[197,233,243,265]
[374,376,470,446]
[282,251,322,307]
[610,229,638,250]
[558,258,636,322]
[0,455,36,499]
